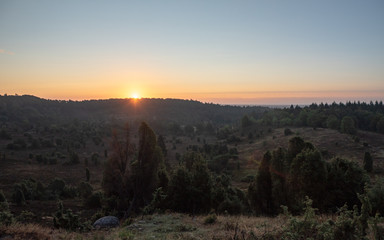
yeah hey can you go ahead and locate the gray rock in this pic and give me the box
[93,216,119,228]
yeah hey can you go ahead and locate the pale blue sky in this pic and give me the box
[0,0,383,104]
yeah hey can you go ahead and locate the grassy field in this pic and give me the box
[2,212,383,240]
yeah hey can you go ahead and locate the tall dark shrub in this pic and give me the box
[363,152,373,173]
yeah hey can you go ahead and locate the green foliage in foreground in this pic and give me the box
[0,191,14,226]
[277,196,384,240]
[53,201,90,231]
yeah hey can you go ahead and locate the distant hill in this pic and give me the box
[0,95,269,127]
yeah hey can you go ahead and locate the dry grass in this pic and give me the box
[0,223,53,240]
[105,214,288,240]
[1,213,383,240]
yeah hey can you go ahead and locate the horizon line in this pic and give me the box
[1,93,383,107]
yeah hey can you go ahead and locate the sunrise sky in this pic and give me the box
[1,0,383,105]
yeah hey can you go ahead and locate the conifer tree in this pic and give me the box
[157,135,167,157]
[287,137,305,164]
[85,167,90,182]
[363,152,373,173]
[102,124,134,208]
[131,122,162,210]
[249,151,272,214]
[288,149,326,211]
[270,147,288,209]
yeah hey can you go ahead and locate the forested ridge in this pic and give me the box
[0,95,267,126]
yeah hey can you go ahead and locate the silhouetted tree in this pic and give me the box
[131,122,162,210]
[270,147,288,209]
[102,124,134,210]
[377,117,384,134]
[241,115,253,128]
[167,152,212,214]
[288,149,327,211]
[157,135,167,157]
[248,151,273,215]
[326,115,340,130]
[341,116,357,134]
[189,153,212,213]
[85,168,90,182]
[363,152,373,173]
[366,177,384,216]
[325,157,369,210]
[287,137,306,164]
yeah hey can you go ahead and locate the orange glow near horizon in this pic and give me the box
[2,84,383,105]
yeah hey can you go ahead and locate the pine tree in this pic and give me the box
[85,168,90,182]
[157,135,167,157]
[102,124,134,208]
[287,137,305,164]
[341,116,357,134]
[363,152,373,173]
[249,151,273,214]
[131,122,161,210]
[288,149,327,211]
[271,147,288,210]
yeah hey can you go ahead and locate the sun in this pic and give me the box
[131,93,140,99]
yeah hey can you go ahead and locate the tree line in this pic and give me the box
[244,101,384,134]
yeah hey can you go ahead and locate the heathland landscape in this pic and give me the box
[1,1,384,239]
[0,95,384,239]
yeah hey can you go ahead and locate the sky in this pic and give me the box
[0,0,383,105]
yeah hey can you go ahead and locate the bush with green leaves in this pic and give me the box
[12,187,25,206]
[11,178,76,203]
[0,190,6,203]
[370,213,384,240]
[78,181,93,198]
[85,167,90,182]
[280,198,364,240]
[91,153,99,166]
[69,151,80,164]
[277,194,384,240]
[11,178,46,202]
[143,187,167,214]
[84,191,102,209]
[364,152,373,173]
[16,210,36,223]
[241,174,255,183]
[0,190,14,226]
[284,128,293,136]
[281,197,319,239]
[212,174,247,214]
[167,152,213,214]
[53,201,89,231]
[341,116,357,135]
[367,177,384,216]
[204,212,217,224]
[48,178,66,196]
[331,205,362,240]
[249,151,273,214]
[325,157,369,211]
[248,137,370,215]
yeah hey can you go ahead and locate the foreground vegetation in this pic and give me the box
[1,209,384,240]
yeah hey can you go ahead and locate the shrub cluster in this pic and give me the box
[248,137,371,215]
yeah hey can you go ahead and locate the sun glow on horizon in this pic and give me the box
[131,93,141,99]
